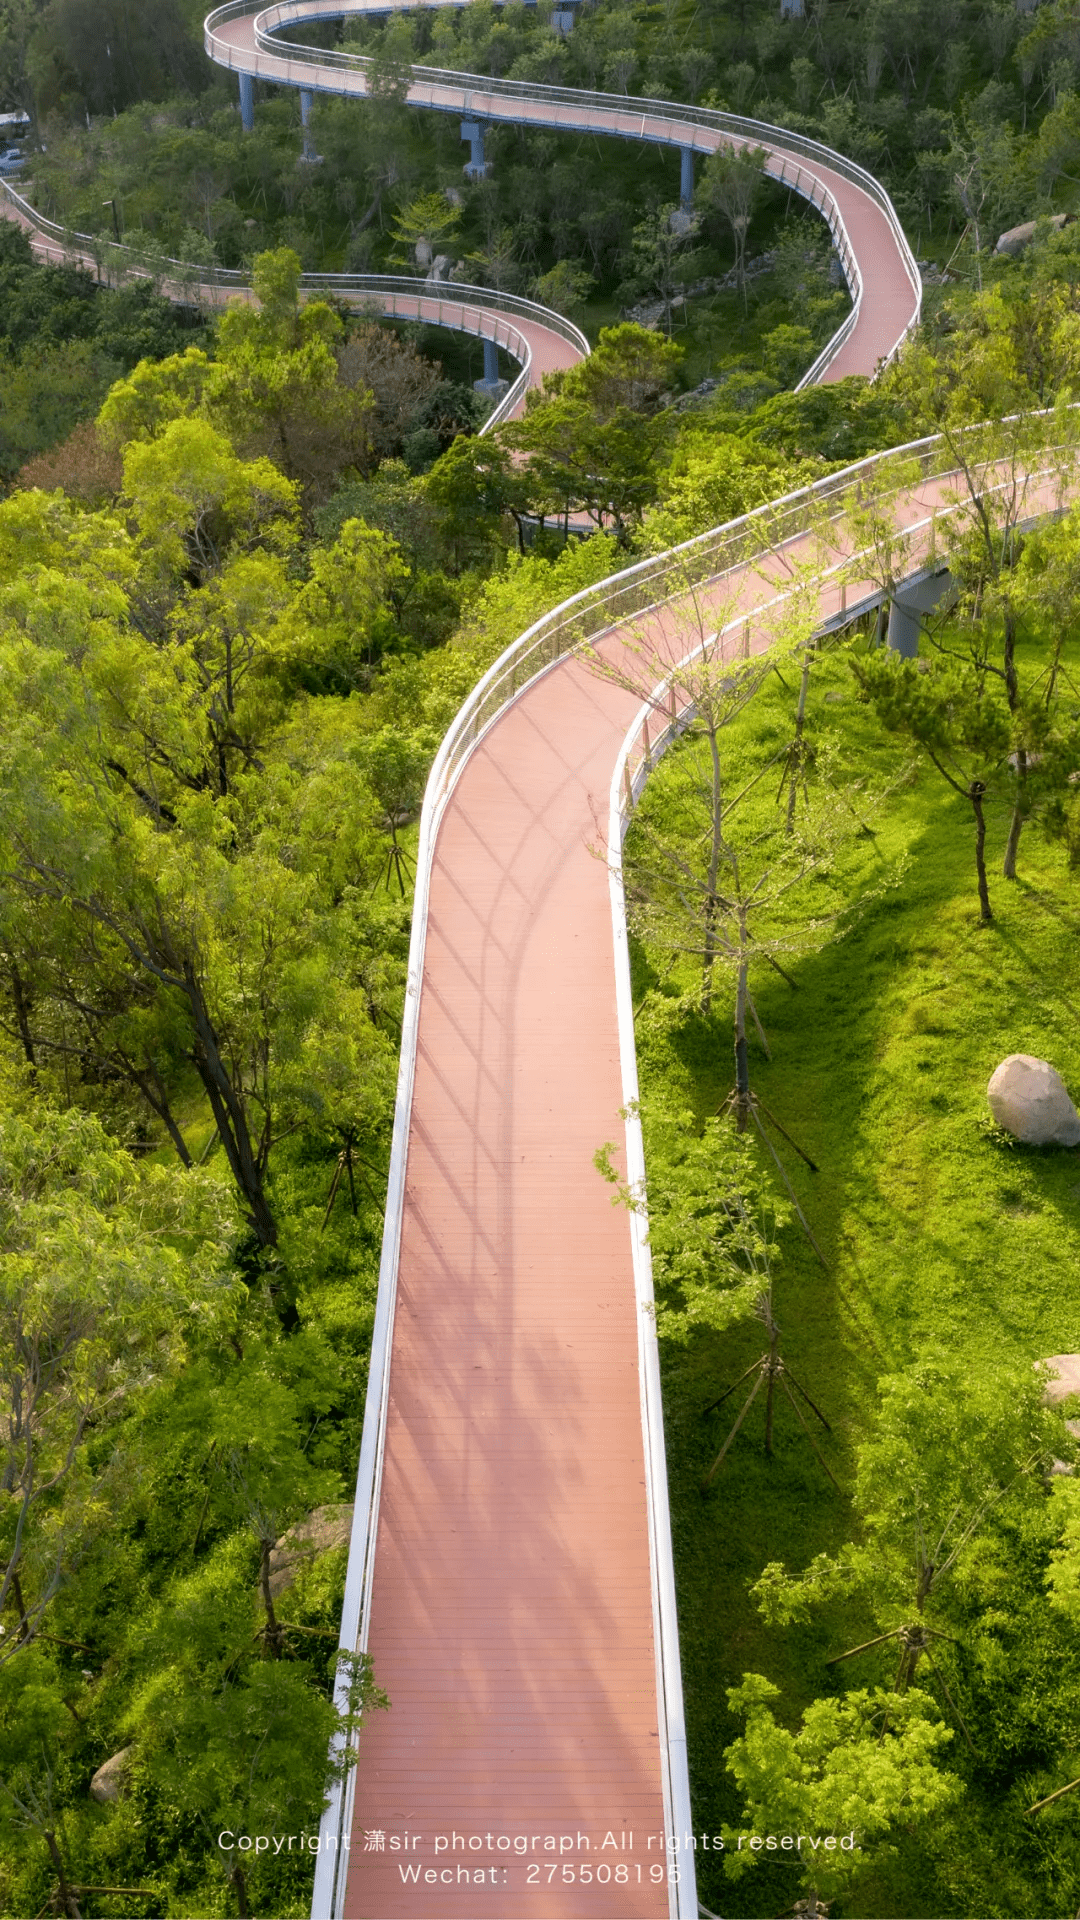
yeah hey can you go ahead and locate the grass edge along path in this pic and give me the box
[624,643,1080,1920]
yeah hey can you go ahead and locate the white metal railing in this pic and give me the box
[400,422,1029,816]
[204,0,921,371]
[0,176,592,431]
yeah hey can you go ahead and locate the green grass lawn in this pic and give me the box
[627,642,1080,1917]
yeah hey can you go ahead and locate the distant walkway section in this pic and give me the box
[0,180,587,429]
[205,0,921,386]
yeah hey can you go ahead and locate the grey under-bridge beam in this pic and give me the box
[887,565,953,657]
[460,118,489,179]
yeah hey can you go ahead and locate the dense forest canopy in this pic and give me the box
[3,1,1080,1916]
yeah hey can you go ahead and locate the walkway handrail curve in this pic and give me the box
[413,424,971,821]
[0,175,592,431]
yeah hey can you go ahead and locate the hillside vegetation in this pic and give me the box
[2,2,1080,1915]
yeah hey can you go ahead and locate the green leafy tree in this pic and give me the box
[389,189,461,270]
[125,1532,385,1919]
[0,1092,235,1653]
[723,1674,960,1913]
[697,144,767,308]
[209,251,376,506]
[529,258,594,322]
[852,646,1012,922]
[596,1100,783,1342]
[0,479,396,1247]
[754,1362,1061,1699]
[508,325,682,541]
[273,518,409,694]
[425,430,534,558]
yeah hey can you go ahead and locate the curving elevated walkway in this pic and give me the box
[0,176,585,429]
[193,8,932,1920]
[205,0,921,386]
[313,425,1072,1920]
[199,10,935,1920]
[5,17,931,1913]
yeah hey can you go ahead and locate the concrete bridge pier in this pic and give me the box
[461,119,491,179]
[680,145,694,209]
[887,566,952,657]
[299,86,317,160]
[239,70,254,131]
[473,335,507,400]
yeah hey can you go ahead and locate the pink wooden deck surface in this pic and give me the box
[344,651,667,1917]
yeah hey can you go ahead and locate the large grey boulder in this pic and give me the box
[1038,1355,1080,1405]
[995,213,1070,256]
[268,1503,353,1600]
[90,1747,133,1804]
[987,1054,1080,1146]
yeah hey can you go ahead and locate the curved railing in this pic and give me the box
[204,0,921,377]
[0,176,590,431]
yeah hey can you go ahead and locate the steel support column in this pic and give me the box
[461,119,489,179]
[887,566,953,657]
[239,70,254,131]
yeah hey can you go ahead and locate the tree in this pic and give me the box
[97,346,214,448]
[209,251,376,507]
[507,325,682,540]
[722,1675,960,1914]
[424,430,534,558]
[623,204,698,333]
[852,645,1011,923]
[594,564,867,1103]
[0,474,397,1248]
[335,323,440,463]
[0,1092,235,1654]
[273,517,409,695]
[753,1362,1061,1707]
[529,259,594,322]
[595,1103,782,1343]
[697,144,767,308]
[30,0,202,117]
[877,305,1080,876]
[121,413,299,589]
[389,189,461,271]
[123,1531,385,1919]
